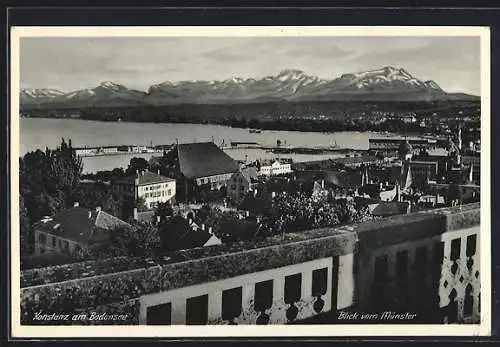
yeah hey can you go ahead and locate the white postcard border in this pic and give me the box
[10,25,492,338]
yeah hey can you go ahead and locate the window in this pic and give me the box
[284,273,302,304]
[186,295,208,325]
[52,236,56,247]
[222,287,242,322]
[254,280,273,312]
[451,238,461,261]
[147,303,171,325]
[64,240,69,252]
[168,189,172,195]
[39,233,46,244]
[40,246,45,254]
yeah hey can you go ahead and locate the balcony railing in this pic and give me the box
[20,203,481,325]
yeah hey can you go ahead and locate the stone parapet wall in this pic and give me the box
[20,203,481,325]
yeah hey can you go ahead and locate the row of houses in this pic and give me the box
[74,145,154,156]
[32,203,223,259]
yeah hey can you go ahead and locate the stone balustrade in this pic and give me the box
[20,203,481,325]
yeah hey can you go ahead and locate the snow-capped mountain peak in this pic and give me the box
[21,88,65,98]
[65,89,96,99]
[424,80,442,90]
[98,81,125,91]
[343,66,435,90]
[20,66,459,107]
[275,69,310,82]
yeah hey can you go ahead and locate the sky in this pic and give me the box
[19,36,481,95]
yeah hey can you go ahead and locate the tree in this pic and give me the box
[194,204,224,234]
[154,202,174,224]
[100,222,161,257]
[71,182,124,218]
[126,157,149,175]
[20,196,33,256]
[20,138,83,221]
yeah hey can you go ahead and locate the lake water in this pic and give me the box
[20,118,394,173]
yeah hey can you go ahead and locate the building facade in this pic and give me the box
[157,142,239,201]
[256,159,292,176]
[369,138,437,151]
[228,167,259,203]
[113,170,176,209]
[33,203,131,257]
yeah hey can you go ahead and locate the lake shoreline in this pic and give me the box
[20,118,417,174]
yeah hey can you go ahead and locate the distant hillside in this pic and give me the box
[20,66,479,110]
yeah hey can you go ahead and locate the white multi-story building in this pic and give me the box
[113,170,176,209]
[257,159,292,176]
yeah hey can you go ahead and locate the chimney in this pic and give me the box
[135,169,139,177]
[246,210,250,217]
[208,226,213,234]
[95,206,101,212]
[158,169,160,175]
[271,191,276,198]
[201,224,205,231]
[256,216,261,223]
[253,189,258,197]
[73,202,79,207]
[379,182,383,190]
[133,207,138,221]
[157,215,161,224]
[88,211,92,219]
[188,218,192,225]
[321,179,325,189]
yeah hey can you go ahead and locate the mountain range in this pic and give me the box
[20,66,479,109]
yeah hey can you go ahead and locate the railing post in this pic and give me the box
[171,299,186,325]
[336,253,355,310]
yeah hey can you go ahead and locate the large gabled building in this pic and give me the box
[158,142,239,201]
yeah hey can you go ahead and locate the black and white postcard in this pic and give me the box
[10,26,491,337]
